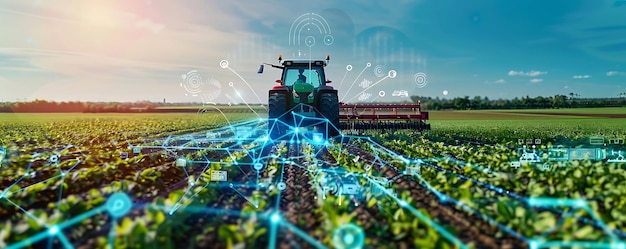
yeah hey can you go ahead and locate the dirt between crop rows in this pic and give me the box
[275,146,436,249]
[277,160,323,249]
[71,153,237,249]
[18,141,527,248]
[347,145,527,249]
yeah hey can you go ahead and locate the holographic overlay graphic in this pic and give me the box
[413,72,427,88]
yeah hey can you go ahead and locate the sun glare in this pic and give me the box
[79,3,122,28]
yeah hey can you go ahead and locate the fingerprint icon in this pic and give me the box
[200,78,222,103]
[359,79,372,89]
[374,65,385,78]
[413,72,427,88]
[180,70,204,96]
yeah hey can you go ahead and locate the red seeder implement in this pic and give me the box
[339,103,430,132]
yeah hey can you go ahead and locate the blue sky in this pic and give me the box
[1,0,625,103]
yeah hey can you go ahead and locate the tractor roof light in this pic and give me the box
[278,54,282,63]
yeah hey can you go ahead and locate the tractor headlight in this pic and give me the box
[308,92,314,99]
[293,91,299,98]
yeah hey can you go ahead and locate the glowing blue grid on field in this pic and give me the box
[4,115,625,249]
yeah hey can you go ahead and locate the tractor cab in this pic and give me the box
[280,60,327,87]
[280,60,328,104]
[259,55,333,105]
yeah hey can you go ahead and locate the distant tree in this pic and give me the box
[470,96,481,110]
[552,95,567,108]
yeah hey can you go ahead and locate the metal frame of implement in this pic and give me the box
[339,103,430,131]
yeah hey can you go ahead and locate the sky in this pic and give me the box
[1,0,626,103]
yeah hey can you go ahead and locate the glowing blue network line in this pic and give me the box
[353,136,626,247]
[364,176,469,249]
[422,156,626,240]
[133,119,296,218]
[6,192,132,249]
[313,134,626,248]
[129,115,467,248]
[1,145,86,227]
[122,117,626,249]
[7,113,625,249]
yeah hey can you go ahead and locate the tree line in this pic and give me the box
[409,94,626,110]
[0,95,625,113]
[0,100,254,113]
[0,100,158,113]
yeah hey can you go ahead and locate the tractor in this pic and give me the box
[258,55,340,140]
[258,54,430,141]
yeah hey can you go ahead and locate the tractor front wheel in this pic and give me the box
[319,92,340,139]
[268,92,287,140]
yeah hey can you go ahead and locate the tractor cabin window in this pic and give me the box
[284,67,322,88]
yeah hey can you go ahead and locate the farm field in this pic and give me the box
[429,108,625,120]
[496,107,626,115]
[0,109,625,249]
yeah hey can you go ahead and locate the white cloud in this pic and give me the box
[494,79,506,84]
[508,70,547,77]
[507,70,521,76]
[528,70,546,77]
[530,78,543,83]
[572,75,591,79]
[607,71,626,76]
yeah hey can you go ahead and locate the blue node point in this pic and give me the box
[106,192,133,218]
[399,200,407,207]
[312,132,324,145]
[333,223,365,249]
[254,162,263,171]
[270,212,281,223]
[48,225,59,235]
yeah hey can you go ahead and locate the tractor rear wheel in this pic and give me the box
[319,92,340,138]
[268,92,287,140]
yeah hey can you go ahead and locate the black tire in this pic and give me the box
[268,92,287,140]
[319,92,340,138]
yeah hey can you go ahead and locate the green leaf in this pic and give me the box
[573,225,594,239]
[130,222,149,244]
[533,212,556,232]
[252,227,267,239]
[154,211,166,224]
[393,208,405,221]
[218,224,233,240]
[141,168,155,177]
[496,201,513,220]
[366,197,377,208]
[26,216,42,231]
[515,206,526,218]
[573,169,582,178]
[118,217,134,235]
